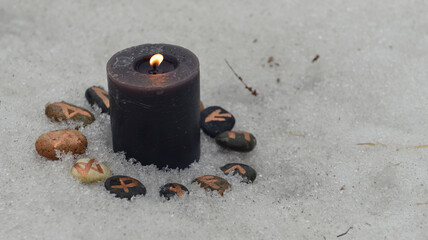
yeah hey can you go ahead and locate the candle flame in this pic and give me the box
[150,54,164,67]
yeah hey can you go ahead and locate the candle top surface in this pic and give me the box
[107,44,199,90]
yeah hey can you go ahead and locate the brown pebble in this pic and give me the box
[267,56,274,63]
[35,129,87,160]
[200,101,204,112]
[45,101,95,126]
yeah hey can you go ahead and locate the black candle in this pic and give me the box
[106,44,200,169]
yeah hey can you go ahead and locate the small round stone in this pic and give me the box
[35,129,87,160]
[85,86,110,114]
[220,163,257,183]
[105,175,146,199]
[159,183,189,200]
[45,101,95,126]
[215,131,257,152]
[201,106,235,137]
[71,158,111,183]
[192,175,231,196]
[200,101,204,112]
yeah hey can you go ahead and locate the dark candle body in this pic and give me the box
[107,44,200,169]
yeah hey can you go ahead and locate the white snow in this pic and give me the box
[0,0,427,239]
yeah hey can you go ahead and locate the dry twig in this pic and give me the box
[357,142,387,147]
[396,144,428,151]
[288,131,305,137]
[225,59,258,96]
[406,145,428,149]
[337,227,353,238]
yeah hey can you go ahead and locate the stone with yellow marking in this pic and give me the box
[220,163,257,183]
[192,175,231,196]
[71,158,111,183]
[215,130,257,152]
[85,86,110,114]
[45,101,95,126]
[200,106,235,137]
[35,129,87,160]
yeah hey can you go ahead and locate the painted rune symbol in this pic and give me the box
[225,165,246,175]
[197,176,220,189]
[168,183,186,197]
[46,131,80,148]
[228,131,251,141]
[205,109,232,123]
[73,158,104,177]
[53,102,92,119]
[91,87,110,108]
[111,177,139,193]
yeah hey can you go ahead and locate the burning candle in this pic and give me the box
[106,44,200,169]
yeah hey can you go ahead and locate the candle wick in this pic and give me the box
[152,64,158,74]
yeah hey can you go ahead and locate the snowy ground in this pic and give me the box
[1,0,427,239]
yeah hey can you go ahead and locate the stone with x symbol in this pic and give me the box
[105,175,146,199]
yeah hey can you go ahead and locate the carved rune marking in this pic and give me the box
[74,158,104,177]
[111,177,139,193]
[228,131,251,141]
[197,176,220,189]
[91,87,110,108]
[205,109,232,123]
[46,131,80,148]
[168,183,186,197]
[53,102,92,119]
[225,165,246,175]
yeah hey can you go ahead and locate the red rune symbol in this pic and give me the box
[111,177,139,193]
[225,165,246,175]
[91,87,110,108]
[168,183,186,197]
[197,176,220,190]
[47,131,80,148]
[205,109,232,123]
[53,102,92,119]
[73,158,104,177]
[228,131,251,141]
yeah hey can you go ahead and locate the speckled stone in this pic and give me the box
[105,175,146,199]
[45,101,95,126]
[159,183,189,200]
[71,158,111,183]
[85,86,110,114]
[192,175,231,196]
[35,129,87,160]
[220,163,257,183]
[201,106,235,137]
[215,131,257,152]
